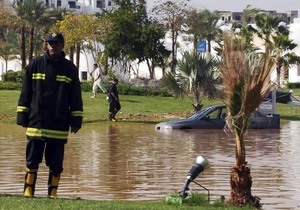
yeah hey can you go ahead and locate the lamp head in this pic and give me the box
[179,156,209,198]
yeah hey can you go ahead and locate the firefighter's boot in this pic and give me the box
[23,168,38,198]
[48,172,60,198]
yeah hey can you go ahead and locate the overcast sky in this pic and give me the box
[147,0,300,13]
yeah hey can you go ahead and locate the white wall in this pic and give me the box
[288,18,300,83]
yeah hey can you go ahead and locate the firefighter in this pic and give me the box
[17,32,83,198]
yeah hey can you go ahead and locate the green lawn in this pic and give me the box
[0,194,254,210]
[1,89,300,124]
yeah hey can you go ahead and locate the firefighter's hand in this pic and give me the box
[21,124,28,128]
[71,127,80,133]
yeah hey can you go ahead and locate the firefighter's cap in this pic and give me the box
[46,32,64,44]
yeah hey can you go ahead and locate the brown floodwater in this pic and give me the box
[1,121,300,209]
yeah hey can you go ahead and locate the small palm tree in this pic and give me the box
[161,50,219,112]
[219,33,277,208]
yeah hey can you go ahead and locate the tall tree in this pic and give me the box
[99,0,146,63]
[249,13,300,87]
[8,1,27,69]
[14,0,47,62]
[0,29,19,72]
[0,5,23,71]
[97,0,170,79]
[40,7,67,40]
[186,9,221,53]
[140,19,171,79]
[54,13,104,68]
[152,0,188,73]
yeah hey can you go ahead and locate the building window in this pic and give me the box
[108,1,112,6]
[96,0,103,8]
[57,0,61,6]
[68,1,76,8]
[235,15,241,21]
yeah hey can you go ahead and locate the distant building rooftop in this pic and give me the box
[218,10,298,25]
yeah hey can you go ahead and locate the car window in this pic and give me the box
[188,107,212,120]
[188,106,228,120]
[220,107,228,119]
[207,109,220,119]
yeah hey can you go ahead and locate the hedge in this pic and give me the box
[0,81,173,97]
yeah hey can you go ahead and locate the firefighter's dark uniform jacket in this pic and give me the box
[17,51,83,144]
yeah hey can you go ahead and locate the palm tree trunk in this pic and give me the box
[207,39,211,54]
[28,27,34,62]
[228,119,261,208]
[76,43,80,69]
[5,60,8,73]
[276,65,281,87]
[21,26,26,70]
[69,46,74,63]
[171,27,177,73]
[229,164,261,208]
[193,37,198,52]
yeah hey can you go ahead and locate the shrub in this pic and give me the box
[2,70,25,83]
[80,81,94,92]
[286,82,300,89]
[80,81,172,96]
[0,79,173,97]
[0,82,22,90]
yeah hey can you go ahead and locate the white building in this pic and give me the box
[287,18,300,83]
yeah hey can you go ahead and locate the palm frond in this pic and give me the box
[160,72,185,99]
[220,34,276,131]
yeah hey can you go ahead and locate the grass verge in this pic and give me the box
[0,193,254,210]
[1,90,300,124]
[0,90,219,124]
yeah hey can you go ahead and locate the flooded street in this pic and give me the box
[1,121,300,209]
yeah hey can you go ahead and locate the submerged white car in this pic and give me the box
[155,104,280,130]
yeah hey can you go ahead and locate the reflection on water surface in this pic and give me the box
[0,121,300,209]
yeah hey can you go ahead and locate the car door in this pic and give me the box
[196,107,227,129]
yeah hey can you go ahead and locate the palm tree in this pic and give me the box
[200,9,222,54]
[185,8,205,52]
[218,12,299,207]
[157,56,172,77]
[249,13,300,87]
[186,9,221,53]
[5,1,27,69]
[160,51,219,112]
[0,29,19,72]
[218,33,277,208]
[15,0,47,62]
[40,7,67,37]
